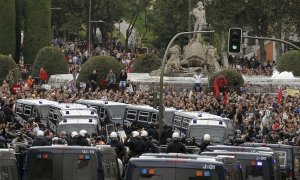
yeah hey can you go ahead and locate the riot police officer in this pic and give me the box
[107,132,125,160]
[32,130,48,146]
[78,130,90,146]
[68,131,79,146]
[198,134,211,153]
[166,132,186,153]
[125,131,145,157]
[141,130,157,153]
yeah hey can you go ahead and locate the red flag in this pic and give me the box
[213,78,219,97]
[277,86,282,104]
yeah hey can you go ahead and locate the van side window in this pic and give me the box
[24,105,32,116]
[16,104,23,115]
[53,109,59,121]
[182,118,192,129]
[151,113,157,123]
[48,108,54,119]
[32,106,38,117]
[91,106,99,114]
[173,115,182,127]
[126,110,137,121]
[99,108,106,119]
[138,111,149,122]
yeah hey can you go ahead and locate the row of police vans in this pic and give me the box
[15,98,234,144]
[1,143,300,180]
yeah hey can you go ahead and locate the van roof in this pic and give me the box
[17,99,58,106]
[59,118,98,125]
[76,99,128,106]
[95,145,117,154]
[202,151,273,158]
[59,108,98,117]
[241,142,293,149]
[208,145,273,152]
[190,119,227,127]
[0,149,16,160]
[175,111,223,120]
[50,103,88,109]
[29,146,99,151]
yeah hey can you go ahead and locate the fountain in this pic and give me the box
[271,69,295,79]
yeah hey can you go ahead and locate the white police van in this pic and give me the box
[15,99,58,125]
[172,111,235,144]
[47,103,100,134]
[75,99,128,126]
[123,105,177,131]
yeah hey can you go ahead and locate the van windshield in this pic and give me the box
[108,106,126,120]
[130,167,220,180]
[239,159,272,180]
[28,152,98,180]
[58,124,97,134]
[189,126,225,143]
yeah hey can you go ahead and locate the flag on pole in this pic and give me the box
[277,86,283,104]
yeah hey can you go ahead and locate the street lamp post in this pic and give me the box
[88,0,104,57]
[242,43,246,58]
[158,30,215,139]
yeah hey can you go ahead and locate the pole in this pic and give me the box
[88,0,92,56]
[188,0,192,41]
[158,30,215,140]
[243,36,300,51]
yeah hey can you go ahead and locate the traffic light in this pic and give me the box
[148,91,158,108]
[228,28,242,53]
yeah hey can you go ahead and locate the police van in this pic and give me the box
[47,103,100,134]
[123,105,177,131]
[76,99,128,125]
[0,149,19,180]
[202,151,281,180]
[241,142,300,180]
[15,99,58,125]
[172,111,235,144]
[23,145,121,180]
[124,153,243,180]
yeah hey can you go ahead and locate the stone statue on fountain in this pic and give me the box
[150,1,220,76]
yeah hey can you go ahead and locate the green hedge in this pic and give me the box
[0,54,20,86]
[32,47,68,78]
[209,68,244,87]
[23,0,51,64]
[0,0,16,59]
[277,50,300,76]
[132,53,162,73]
[77,56,122,83]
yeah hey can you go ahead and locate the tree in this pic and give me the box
[0,54,20,86]
[32,47,69,77]
[209,69,244,88]
[0,0,16,59]
[23,0,51,64]
[77,55,122,84]
[132,53,161,73]
[277,50,300,76]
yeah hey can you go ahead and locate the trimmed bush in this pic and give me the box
[32,47,68,78]
[0,0,16,58]
[277,50,300,76]
[23,0,51,64]
[77,55,122,83]
[132,53,162,73]
[0,54,20,86]
[209,69,244,87]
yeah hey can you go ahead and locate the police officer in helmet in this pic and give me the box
[141,130,157,153]
[125,131,145,157]
[166,132,186,153]
[198,134,211,153]
[107,132,125,160]
[78,130,89,146]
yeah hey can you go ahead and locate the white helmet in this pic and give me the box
[79,130,87,137]
[110,132,118,139]
[172,132,180,140]
[140,130,148,137]
[203,134,210,141]
[37,130,44,137]
[132,131,139,138]
[71,131,78,138]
